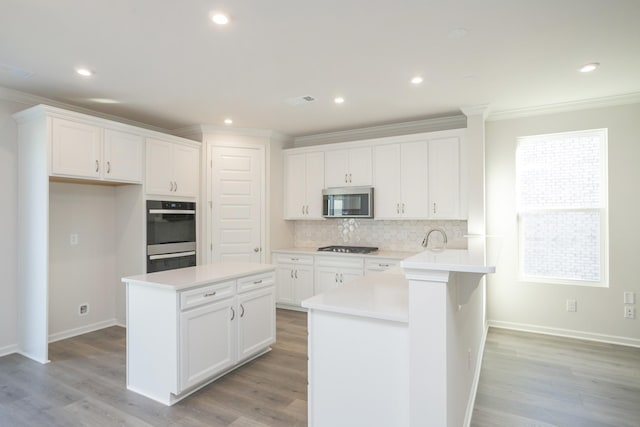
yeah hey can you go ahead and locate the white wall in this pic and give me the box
[49,182,118,338]
[0,99,23,354]
[486,102,640,345]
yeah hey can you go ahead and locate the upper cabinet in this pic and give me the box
[324,147,372,188]
[284,151,324,219]
[427,136,461,219]
[146,138,200,198]
[51,118,143,183]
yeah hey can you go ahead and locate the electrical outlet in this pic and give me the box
[624,292,635,304]
[79,304,89,316]
[624,306,636,319]
[566,299,577,312]
[70,234,79,245]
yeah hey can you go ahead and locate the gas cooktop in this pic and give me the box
[317,245,379,254]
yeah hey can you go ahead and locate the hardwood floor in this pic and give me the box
[472,328,640,427]
[0,309,308,427]
[1,312,639,426]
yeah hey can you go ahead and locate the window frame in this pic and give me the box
[516,128,609,287]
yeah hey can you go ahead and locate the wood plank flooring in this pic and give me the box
[0,309,308,427]
[472,328,640,427]
[1,312,639,426]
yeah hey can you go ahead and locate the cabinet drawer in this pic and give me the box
[365,258,400,272]
[274,254,314,265]
[237,271,276,293]
[315,255,364,269]
[180,280,235,311]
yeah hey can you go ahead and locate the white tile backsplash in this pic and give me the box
[294,219,468,252]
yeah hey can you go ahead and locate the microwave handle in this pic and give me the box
[148,209,196,215]
[149,251,196,260]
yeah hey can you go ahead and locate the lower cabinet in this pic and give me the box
[124,267,276,406]
[274,254,314,308]
[314,256,364,295]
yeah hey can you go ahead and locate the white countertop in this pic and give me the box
[273,247,417,260]
[302,272,409,323]
[122,262,276,291]
[401,248,495,274]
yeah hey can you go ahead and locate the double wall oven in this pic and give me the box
[146,200,196,273]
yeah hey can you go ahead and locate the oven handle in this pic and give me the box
[148,209,196,215]
[149,251,196,260]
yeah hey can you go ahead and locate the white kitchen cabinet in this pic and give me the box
[428,136,461,219]
[284,151,324,219]
[314,256,364,294]
[179,294,235,391]
[146,138,200,198]
[374,141,429,219]
[50,119,143,183]
[124,264,276,406]
[365,258,401,274]
[275,253,314,308]
[324,147,372,188]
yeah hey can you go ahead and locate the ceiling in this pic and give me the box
[1,0,639,136]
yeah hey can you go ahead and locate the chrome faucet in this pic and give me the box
[422,227,448,251]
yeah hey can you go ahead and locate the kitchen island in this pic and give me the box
[302,247,495,427]
[122,262,276,405]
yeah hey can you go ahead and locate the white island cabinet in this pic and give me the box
[122,263,276,406]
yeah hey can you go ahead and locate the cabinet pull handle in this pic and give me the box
[204,291,217,297]
[169,182,174,192]
[240,304,245,318]
[230,307,235,321]
[291,257,299,261]
[433,202,436,214]
[294,270,298,279]
[402,203,405,213]
[95,160,99,173]
[335,273,338,283]
[174,181,178,192]
[349,173,352,183]
[302,205,305,215]
[290,270,294,278]
[106,161,111,174]
[305,205,309,215]
[396,203,400,214]
[253,279,262,284]
[340,273,344,283]
[379,264,390,268]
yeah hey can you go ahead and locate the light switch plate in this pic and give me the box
[624,292,635,304]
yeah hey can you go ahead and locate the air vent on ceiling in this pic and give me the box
[0,63,34,78]
[285,95,316,106]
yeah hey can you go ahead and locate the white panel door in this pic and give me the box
[211,146,262,263]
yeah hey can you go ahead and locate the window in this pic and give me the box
[516,129,608,286]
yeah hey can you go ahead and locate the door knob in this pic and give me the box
[254,247,260,252]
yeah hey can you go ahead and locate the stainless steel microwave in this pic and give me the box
[322,186,374,218]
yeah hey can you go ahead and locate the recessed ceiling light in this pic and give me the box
[334,97,345,104]
[211,13,229,25]
[76,68,94,77]
[224,118,233,125]
[411,76,424,85]
[579,62,599,73]
[88,98,119,104]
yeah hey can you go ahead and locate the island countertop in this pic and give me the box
[302,271,409,323]
[121,262,276,291]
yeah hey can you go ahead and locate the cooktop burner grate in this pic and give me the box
[317,245,379,254]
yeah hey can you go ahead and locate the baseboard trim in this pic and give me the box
[0,343,19,358]
[464,322,489,427]
[487,320,640,348]
[48,319,119,343]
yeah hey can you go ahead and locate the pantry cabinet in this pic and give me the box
[284,151,324,219]
[50,118,143,183]
[324,147,372,188]
[146,138,200,197]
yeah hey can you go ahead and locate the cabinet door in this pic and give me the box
[428,137,460,219]
[51,118,102,179]
[347,147,372,186]
[315,266,340,294]
[237,287,276,361]
[324,149,349,188]
[146,138,173,195]
[276,265,296,305]
[284,153,307,219]
[294,264,314,304]
[103,129,143,183]
[339,268,363,287]
[179,298,235,392]
[373,144,401,219]
[401,141,429,218]
[305,152,325,218]
[173,144,200,197]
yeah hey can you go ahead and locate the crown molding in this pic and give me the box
[172,124,291,143]
[294,114,467,147]
[487,92,640,121]
[460,104,490,120]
